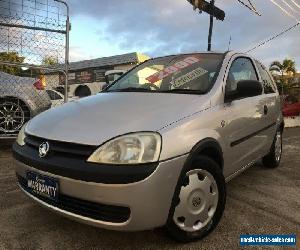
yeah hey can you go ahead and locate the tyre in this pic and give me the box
[0,97,30,135]
[166,155,226,242]
[262,130,283,168]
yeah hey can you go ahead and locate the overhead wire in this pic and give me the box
[279,0,300,14]
[268,0,300,22]
[290,0,300,10]
[246,22,300,53]
[245,0,300,52]
[248,0,258,11]
[237,0,261,15]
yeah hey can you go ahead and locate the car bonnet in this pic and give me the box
[25,92,210,146]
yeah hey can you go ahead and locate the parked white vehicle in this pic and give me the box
[74,70,127,96]
[105,70,126,85]
[46,89,78,107]
[53,70,127,99]
[68,82,103,98]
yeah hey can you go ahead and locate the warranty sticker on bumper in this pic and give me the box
[26,171,59,201]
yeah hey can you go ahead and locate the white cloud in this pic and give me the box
[69,46,92,62]
[69,0,300,70]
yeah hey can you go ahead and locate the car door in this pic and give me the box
[220,56,266,177]
[255,61,280,150]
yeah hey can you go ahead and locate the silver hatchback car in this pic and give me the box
[13,51,283,242]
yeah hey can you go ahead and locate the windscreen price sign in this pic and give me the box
[146,56,201,84]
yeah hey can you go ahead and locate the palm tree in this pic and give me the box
[269,59,296,95]
[269,59,296,77]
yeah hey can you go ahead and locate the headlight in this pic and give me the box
[87,132,162,165]
[16,123,27,146]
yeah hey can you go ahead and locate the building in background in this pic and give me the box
[46,52,150,97]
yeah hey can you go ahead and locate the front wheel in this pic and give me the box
[262,130,283,168]
[166,156,226,242]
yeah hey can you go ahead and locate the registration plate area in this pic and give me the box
[26,171,59,201]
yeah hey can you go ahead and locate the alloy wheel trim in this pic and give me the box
[0,101,25,133]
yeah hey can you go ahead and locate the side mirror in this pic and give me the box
[225,80,263,102]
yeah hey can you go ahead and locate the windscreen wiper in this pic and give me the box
[106,87,152,93]
[162,89,207,94]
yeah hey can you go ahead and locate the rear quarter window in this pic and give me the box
[256,62,277,94]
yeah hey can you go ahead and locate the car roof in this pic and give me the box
[145,51,251,62]
[0,71,35,85]
[148,51,225,60]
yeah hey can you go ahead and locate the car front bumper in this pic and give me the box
[14,154,187,231]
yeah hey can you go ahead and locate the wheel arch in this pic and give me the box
[166,138,226,242]
[188,138,224,170]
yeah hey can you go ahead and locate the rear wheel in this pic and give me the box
[166,156,226,242]
[0,98,30,135]
[262,130,283,168]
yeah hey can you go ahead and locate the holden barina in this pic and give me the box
[13,51,283,242]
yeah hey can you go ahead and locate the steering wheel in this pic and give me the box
[143,82,160,90]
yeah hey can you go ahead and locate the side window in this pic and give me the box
[226,57,258,93]
[256,62,276,94]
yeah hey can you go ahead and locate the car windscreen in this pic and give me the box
[46,90,63,100]
[106,53,224,94]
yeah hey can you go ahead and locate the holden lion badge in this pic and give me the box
[39,142,50,158]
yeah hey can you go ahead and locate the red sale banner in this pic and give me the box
[146,56,201,84]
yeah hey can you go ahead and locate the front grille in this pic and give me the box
[17,175,130,223]
[24,134,97,158]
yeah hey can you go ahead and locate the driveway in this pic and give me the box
[0,128,299,249]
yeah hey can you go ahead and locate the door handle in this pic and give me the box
[264,105,268,115]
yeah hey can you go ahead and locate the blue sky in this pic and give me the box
[69,0,300,70]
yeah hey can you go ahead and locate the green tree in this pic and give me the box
[269,58,296,76]
[269,58,297,94]
[42,56,59,66]
[0,52,25,75]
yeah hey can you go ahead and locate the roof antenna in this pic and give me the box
[227,35,232,51]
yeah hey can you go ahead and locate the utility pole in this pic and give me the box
[54,0,70,103]
[186,0,225,51]
[207,0,215,51]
